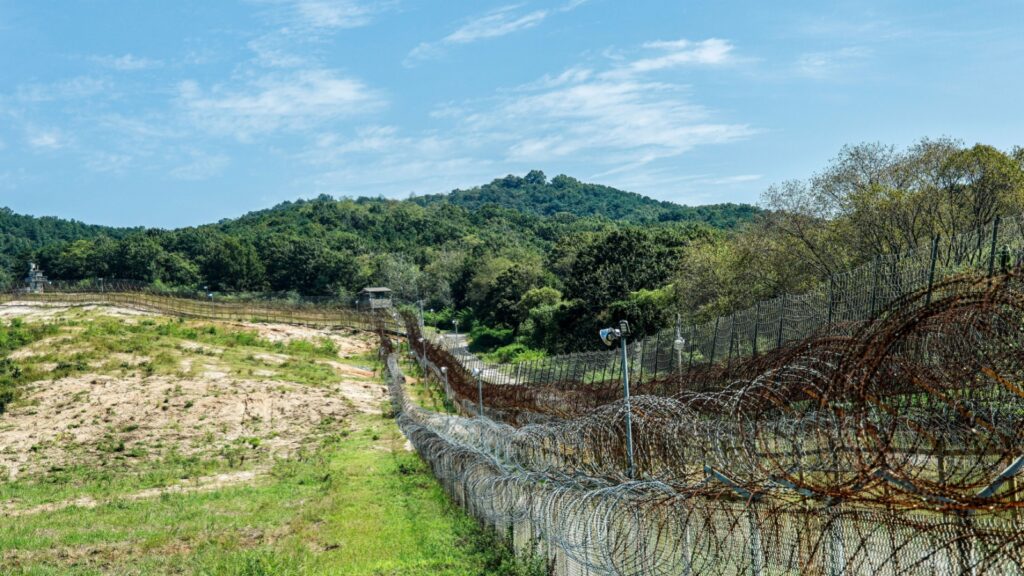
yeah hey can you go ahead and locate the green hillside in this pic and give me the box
[413,170,759,227]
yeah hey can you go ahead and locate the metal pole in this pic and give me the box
[776,295,786,350]
[869,256,880,316]
[476,371,484,418]
[751,303,760,358]
[825,499,846,576]
[709,317,720,365]
[675,316,683,379]
[442,369,451,414]
[988,216,1001,278]
[687,324,696,372]
[926,236,940,306]
[620,331,635,479]
[826,277,835,328]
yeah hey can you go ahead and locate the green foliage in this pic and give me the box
[675,138,1024,321]
[482,343,547,364]
[0,319,58,413]
[1,172,757,353]
[414,171,760,226]
[467,325,514,352]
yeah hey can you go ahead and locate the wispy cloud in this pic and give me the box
[170,151,230,180]
[255,0,388,31]
[26,127,68,150]
[454,37,751,165]
[406,2,587,66]
[599,38,737,81]
[795,46,871,79]
[90,54,163,71]
[178,70,385,140]
[311,36,753,198]
[15,76,109,102]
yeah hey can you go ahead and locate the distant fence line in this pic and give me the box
[0,280,402,334]
[385,343,1024,576]
[417,214,1024,393]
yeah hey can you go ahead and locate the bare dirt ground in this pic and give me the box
[3,469,262,517]
[0,301,155,321]
[0,302,386,485]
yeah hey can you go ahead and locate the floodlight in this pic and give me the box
[440,367,448,374]
[472,367,482,377]
[599,327,621,347]
[673,337,686,351]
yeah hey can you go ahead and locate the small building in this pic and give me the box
[25,263,48,294]
[357,287,393,310]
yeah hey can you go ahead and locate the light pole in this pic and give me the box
[417,336,427,375]
[673,314,686,383]
[440,366,450,413]
[599,320,635,479]
[473,367,484,418]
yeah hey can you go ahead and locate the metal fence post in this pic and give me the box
[751,303,760,358]
[726,314,736,368]
[926,236,940,306]
[826,277,835,329]
[824,499,846,576]
[709,317,720,365]
[988,215,1001,279]
[776,295,786,350]
[687,324,696,372]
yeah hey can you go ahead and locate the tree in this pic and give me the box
[200,235,265,291]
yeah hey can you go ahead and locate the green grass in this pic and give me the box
[0,414,543,575]
[0,312,545,576]
[4,315,366,397]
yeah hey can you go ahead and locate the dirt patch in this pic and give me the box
[3,469,263,517]
[252,352,289,365]
[230,321,376,357]
[0,302,155,321]
[0,374,354,480]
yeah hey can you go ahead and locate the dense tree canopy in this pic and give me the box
[1,173,756,355]
[674,139,1024,321]
[6,143,1021,358]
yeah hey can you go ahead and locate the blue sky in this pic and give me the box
[1,0,1022,228]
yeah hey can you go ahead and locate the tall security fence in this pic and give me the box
[386,334,1024,575]
[0,279,402,334]
[417,215,1024,398]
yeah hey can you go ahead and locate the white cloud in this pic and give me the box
[170,152,230,181]
[16,77,109,102]
[26,127,68,150]
[178,69,386,139]
[254,0,386,31]
[445,6,548,44]
[248,36,308,68]
[600,38,736,80]
[307,36,754,199]
[406,2,588,66]
[795,47,871,79]
[455,44,753,166]
[293,0,376,29]
[91,54,162,71]
[85,152,133,174]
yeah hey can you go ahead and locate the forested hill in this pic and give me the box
[412,170,759,227]
[0,208,137,282]
[0,171,759,355]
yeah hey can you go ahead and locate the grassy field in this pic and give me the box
[0,306,544,576]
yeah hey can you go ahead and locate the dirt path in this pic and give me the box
[2,469,263,517]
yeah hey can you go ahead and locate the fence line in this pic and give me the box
[0,281,402,334]
[415,215,1024,394]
